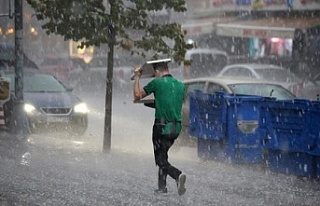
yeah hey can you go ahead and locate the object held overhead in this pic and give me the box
[130,58,171,80]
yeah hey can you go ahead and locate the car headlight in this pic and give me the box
[74,103,88,114]
[24,103,36,113]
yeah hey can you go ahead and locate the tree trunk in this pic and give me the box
[103,1,116,153]
[103,41,114,153]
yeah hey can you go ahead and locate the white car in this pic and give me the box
[215,63,312,97]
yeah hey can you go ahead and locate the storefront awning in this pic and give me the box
[182,16,237,37]
[216,17,320,39]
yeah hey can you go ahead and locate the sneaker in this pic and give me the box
[177,173,186,196]
[154,187,168,194]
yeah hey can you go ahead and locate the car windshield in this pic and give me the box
[255,68,300,82]
[228,83,296,100]
[5,73,67,92]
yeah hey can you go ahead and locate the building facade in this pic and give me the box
[183,0,320,75]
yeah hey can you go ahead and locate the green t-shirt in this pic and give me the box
[143,75,185,135]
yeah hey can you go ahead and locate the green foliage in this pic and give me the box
[26,0,191,63]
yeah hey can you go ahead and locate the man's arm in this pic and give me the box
[133,68,147,101]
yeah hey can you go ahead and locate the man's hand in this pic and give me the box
[133,66,147,101]
[134,67,142,79]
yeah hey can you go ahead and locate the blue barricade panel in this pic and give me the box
[189,91,227,141]
[261,99,317,154]
[308,101,320,156]
[265,149,316,178]
[190,90,320,176]
[224,94,265,164]
[315,156,320,179]
[191,91,266,164]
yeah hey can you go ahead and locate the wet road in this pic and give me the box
[0,90,320,205]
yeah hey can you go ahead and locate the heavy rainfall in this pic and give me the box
[1,0,320,205]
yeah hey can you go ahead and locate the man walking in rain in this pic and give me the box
[133,59,186,196]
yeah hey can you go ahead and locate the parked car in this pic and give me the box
[135,77,296,147]
[215,63,317,98]
[3,69,88,135]
[182,48,228,79]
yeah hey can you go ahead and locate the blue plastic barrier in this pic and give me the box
[308,101,320,157]
[224,93,266,164]
[261,99,317,153]
[315,156,320,179]
[261,99,320,178]
[189,90,227,141]
[265,149,316,178]
[190,91,266,164]
[190,90,320,177]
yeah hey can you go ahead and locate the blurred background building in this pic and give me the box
[183,0,320,75]
[0,0,319,75]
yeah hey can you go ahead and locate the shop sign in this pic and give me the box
[243,29,267,37]
[216,24,296,39]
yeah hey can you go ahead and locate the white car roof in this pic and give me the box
[216,64,301,84]
[222,63,285,70]
[183,76,296,99]
[183,76,284,86]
